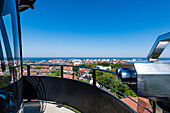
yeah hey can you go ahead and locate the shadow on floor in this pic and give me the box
[24,100,78,113]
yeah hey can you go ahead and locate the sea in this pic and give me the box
[23,57,170,62]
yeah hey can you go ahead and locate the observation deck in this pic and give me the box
[21,63,152,113]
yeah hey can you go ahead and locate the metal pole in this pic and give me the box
[16,0,23,76]
[153,101,156,113]
[61,66,63,78]
[27,65,30,76]
[27,64,31,102]
[93,69,96,87]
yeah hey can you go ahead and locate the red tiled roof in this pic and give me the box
[122,59,129,61]
[63,74,73,79]
[64,67,72,71]
[42,66,49,68]
[48,60,53,63]
[80,68,87,72]
[121,97,153,112]
[40,69,49,72]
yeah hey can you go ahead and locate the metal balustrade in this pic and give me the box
[22,63,152,113]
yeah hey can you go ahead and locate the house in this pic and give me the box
[64,67,73,74]
[79,68,88,75]
[39,60,47,64]
[63,74,73,79]
[82,74,92,81]
[25,60,30,63]
[72,59,82,65]
[96,66,111,70]
[48,60,54,63]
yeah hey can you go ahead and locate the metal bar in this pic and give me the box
[93,69,96,87]
[12,67,16,81]
[24,64,116,75]
[61,66,63,78]
[16,0,23,76]
[26,64,31,102]
[96,75,130,89]
[153,101,156,113]
[27,65,30,76]
[0,0,5,17]
[97,81,152,113]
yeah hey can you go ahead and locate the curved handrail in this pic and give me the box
[24,63,116,74]
[97,81,152,113]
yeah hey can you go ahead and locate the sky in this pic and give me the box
[21,0,170,57]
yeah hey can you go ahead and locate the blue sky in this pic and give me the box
[21,0,170,57]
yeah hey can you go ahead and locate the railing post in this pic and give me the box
[27,65,30,76]
[93,69,96,87]
[61,66,63,78]
[12,67,15,81]
[27,64,31,102]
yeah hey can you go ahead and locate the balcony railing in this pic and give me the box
[22,63,153,113]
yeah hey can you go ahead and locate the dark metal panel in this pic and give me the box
[23,76,135,113]
[0,78,23,113]
[19,0,36,12]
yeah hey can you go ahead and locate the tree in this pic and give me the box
[110,63,120,69]
[79,64,86,67]
[55,70,61,76]
[87,63,96,68]
[34,66,46,69]
[45,73,55,76]
[72,67,79,72]
[110,82,137,99]
[72,67,79,77]
[51,70,57,73]
[96,67,137,99]
[98,62,110,67]
[51,70,61,76]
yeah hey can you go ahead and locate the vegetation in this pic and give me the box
[64,104,81,113]
[51,70,61,76]
[23,65,27,68]
[34,66,46,69]
[72,67,79,77]
[79,63,96,68]
[97,62,110,66]
[96,71,137,99]
[0,76,11,88]
[110,63,121,69]
[79,79,89,83]
[80,63,137,99]
[78,64,86,66]
[79,62,120,69]
[45,70,61,77]
[149,100,154,109]
[45,73,55,76]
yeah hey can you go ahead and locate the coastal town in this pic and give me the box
[22,58,143,88]
[23,58,142,78]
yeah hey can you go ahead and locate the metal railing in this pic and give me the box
[23,63,152,113]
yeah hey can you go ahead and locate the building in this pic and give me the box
[96,66,111,70]
[72,59,82,65]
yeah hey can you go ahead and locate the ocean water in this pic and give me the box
[23,57,170,62]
